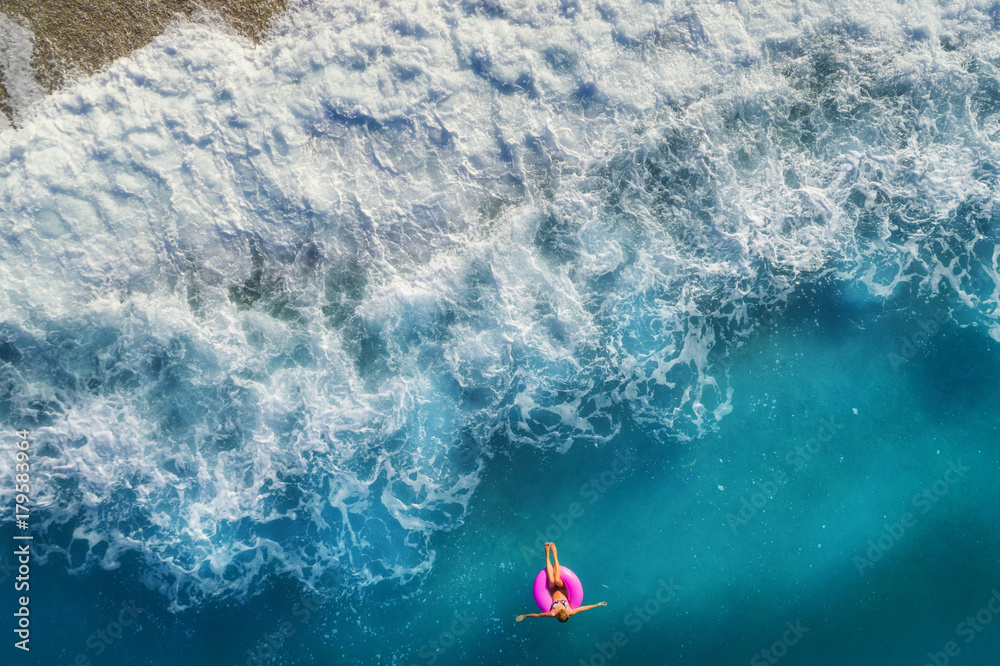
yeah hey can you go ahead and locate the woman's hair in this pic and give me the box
[556,608,570,622]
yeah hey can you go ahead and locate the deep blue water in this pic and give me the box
[2,1,1000,664]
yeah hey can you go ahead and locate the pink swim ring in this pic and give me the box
[533,567,584,611]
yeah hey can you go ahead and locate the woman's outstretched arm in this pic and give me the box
[569,602,608,615]
[516,611,555,621]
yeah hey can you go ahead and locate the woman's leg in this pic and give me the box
[545,543,555,588]
[550,543,564,587]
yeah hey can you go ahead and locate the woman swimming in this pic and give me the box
[516,542,607,623]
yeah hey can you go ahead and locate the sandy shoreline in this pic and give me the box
[0,0,286,125]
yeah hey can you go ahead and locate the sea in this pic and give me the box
[0,0,999,664]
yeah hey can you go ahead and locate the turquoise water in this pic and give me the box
[5,279,999,664]
[2,0,1000,664]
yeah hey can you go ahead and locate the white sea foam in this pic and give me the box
[0,11,45,127]
[0,0,999,608]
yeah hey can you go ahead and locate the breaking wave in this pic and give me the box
[0,0,998,610]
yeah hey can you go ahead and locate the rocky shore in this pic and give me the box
[0,0,286,125]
